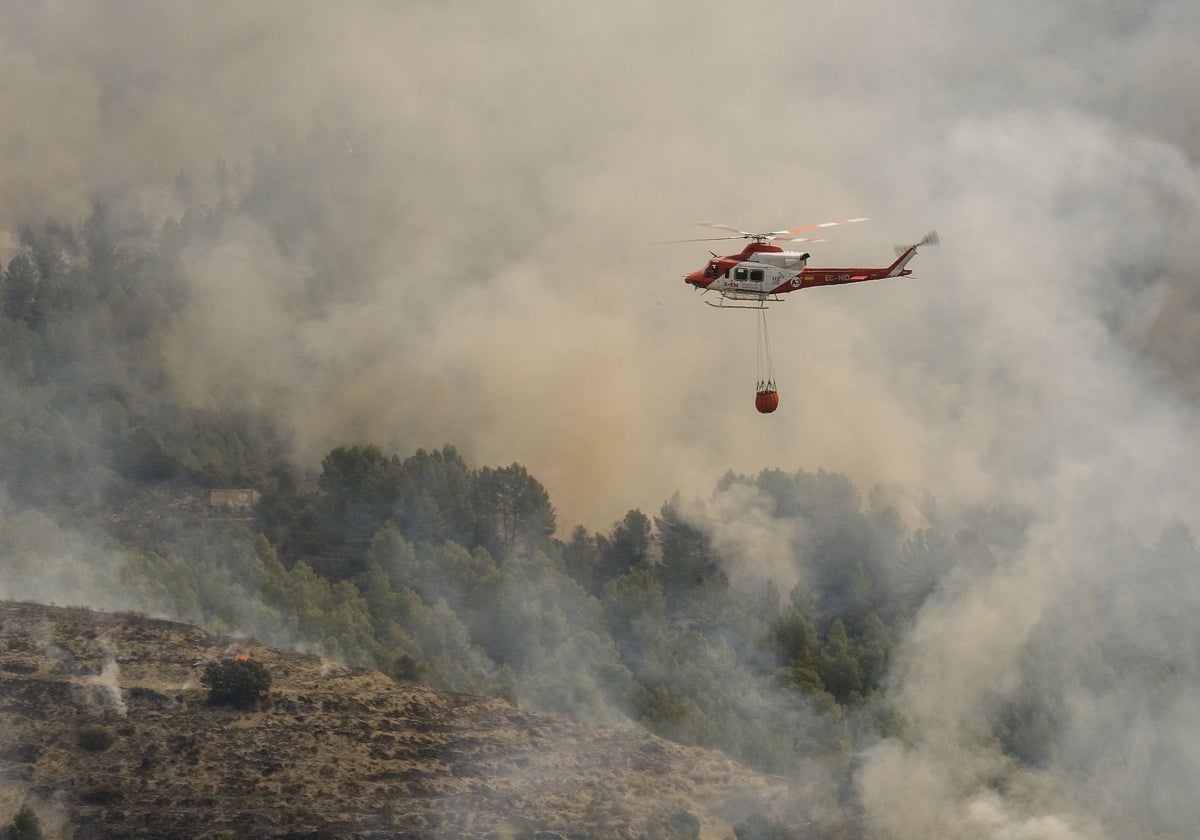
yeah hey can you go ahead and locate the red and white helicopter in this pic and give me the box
[682,218,937,308]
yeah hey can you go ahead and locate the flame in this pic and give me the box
[235,652,250,661]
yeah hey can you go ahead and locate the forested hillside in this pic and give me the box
[3,146,1199,837]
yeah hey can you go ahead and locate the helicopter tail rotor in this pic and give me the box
[894,230,939,256]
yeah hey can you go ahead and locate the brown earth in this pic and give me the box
[0,601,813,839]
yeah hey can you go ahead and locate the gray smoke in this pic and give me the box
[3,1,1200,836]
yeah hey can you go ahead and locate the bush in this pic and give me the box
[77,724,115,752]
[8,804,42,840]
[734,814,795,840]
[201,658,272,709]
[666,810,700,839]
[79,783,122,806]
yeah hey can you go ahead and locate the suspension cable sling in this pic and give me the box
[755,307,779,414]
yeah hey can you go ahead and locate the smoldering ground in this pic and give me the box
[4,0,1200,837]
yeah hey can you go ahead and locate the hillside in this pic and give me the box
[0,601,809,839]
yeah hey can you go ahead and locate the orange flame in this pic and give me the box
[235,652,250,661]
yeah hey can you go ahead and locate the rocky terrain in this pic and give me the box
[0,601,812,839]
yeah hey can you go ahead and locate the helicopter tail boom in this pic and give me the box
[887,230,939,276]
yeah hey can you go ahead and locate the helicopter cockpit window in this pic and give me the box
[706,262,719,278]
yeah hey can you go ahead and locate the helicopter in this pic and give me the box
[681,218,938,308]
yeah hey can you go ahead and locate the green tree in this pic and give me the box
[773,602,819,670]
[83,201,121,287]
[21,219,72,282]
[483,551,631,720]
[853,611,893,690]
[411,540,498,612]
[3,254,41,324]
[655,500,723,612]
[601,566,668,668]
[317,444,403,563]
[394,445,474,545]
[366,523,418,591]
[633,682,710,745]
[900,528,959,612]
[114,425,182,482]
[816,619,863,704]
[472,463,555,557]
[562,525,603,593]
[596,509,652,583]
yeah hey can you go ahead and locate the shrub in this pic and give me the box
[8,804,42,840]
[734,814,795,840]
[644,812,702,840]
[79,783,122,806]
[201,658,272,709]
[77,724,115,752]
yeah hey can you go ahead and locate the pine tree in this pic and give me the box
[3,254,40,324]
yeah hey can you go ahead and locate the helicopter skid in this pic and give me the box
[705,292,782,309]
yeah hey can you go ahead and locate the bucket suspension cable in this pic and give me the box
[756,307,776,393]
[754,307,780,412]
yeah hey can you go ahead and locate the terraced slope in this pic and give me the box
[0,602,809,839]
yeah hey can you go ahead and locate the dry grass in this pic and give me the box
[0,601,807,838]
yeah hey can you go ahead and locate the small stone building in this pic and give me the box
[208,489,261,516]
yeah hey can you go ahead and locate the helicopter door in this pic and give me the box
[733,266,766,290]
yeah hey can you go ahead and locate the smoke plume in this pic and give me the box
[4,0,1200,836]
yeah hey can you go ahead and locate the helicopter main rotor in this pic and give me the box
[671,217,869,245]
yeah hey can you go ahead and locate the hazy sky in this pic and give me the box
[3,4,1200,835]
